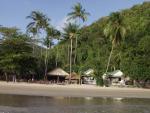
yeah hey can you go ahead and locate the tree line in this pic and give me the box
[0,2,150,87]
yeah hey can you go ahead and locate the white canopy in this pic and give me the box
[109,70,123,77]
[84,69,94,75]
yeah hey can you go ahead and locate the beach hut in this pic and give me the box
[65,72,80,84]
[47,68,69,84]
[103,70,125,86]
[82,69,96,85]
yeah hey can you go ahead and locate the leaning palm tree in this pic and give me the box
[26,11,50,56]
[67,2,90,64]
[104,12,127,73]
[63,23,80,84]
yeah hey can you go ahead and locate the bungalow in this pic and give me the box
[81,69,96,85]
[103,70,125,86]
[65,72,80,84]
[47,68,69,84]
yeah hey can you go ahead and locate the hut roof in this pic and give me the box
[108,70,123,77]
[83,69,94,76]
[47,68,69,77]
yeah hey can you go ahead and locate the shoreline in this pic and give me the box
[0,81,150,98]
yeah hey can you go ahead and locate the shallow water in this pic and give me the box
[0,94,150,113]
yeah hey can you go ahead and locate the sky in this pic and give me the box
[0,0,149,32]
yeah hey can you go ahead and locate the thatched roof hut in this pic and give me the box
[65,72,80,84]
[47,68,69,83]
[47,68,69,77]
[66,72,80,80]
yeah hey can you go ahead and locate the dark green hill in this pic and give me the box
[51,2,150,84]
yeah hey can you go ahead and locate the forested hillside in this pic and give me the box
[51,2,150,83]
[0,2,149,85]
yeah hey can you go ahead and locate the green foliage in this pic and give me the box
[52,2,150,84]
[63,23,80,40]
[0,2,149,84]
[0,33,37,77]
[26,11,50,32]
[67,2,90,22]
[104,12,126,45]
[0,26,19,38]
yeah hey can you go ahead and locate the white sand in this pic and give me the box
[0,81,150,98]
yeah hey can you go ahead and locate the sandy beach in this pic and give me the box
[0,81,150,98]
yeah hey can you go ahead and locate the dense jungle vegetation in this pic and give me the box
[0,2,149,86]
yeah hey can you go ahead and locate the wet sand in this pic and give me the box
[0,81,150,98]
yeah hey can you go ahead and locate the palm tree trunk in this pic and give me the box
[33,44,35,55]
[105,44,114,73]
[40,47,42,57]
[68,44,70,65]
[56,46,59,84]
[69,38,73,84]
[74,18,80,64]
[49,37,51,49]
[44,37,51,81]
[44,47,48,81]
[56,46,58,68]
[55,39,59,68]
[74,36,78,64]
[32,34,35,56]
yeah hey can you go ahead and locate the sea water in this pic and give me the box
[0,94,150,113]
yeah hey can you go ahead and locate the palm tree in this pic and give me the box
[26,11,50,56]
[26,27,38,55]
[67,2,90,23]
[43,34,53,81]
[27,11,50,81]
[46,27,60,49]
[53,30,61,68]
[67,2,90,64]
[44,26,55,81]
[104,12,126,73]
[45,26,60,82]
[63,23,79,84]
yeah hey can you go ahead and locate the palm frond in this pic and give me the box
[67,2,90,22]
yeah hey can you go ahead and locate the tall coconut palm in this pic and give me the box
[63,23,79,84]
[26,11,50,30]
[46,27,59,49]
[27,11,50,81]
[53,30,61,68]
[67,2,90,23]
[43,33,53,81]
[44,26,61,81]
[44,27,55,80]
[26,11,50,56]
[26,27,38,55]
[104,12,126,73]
[67,2,90,64]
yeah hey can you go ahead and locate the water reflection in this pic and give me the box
[0,94,149,113]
